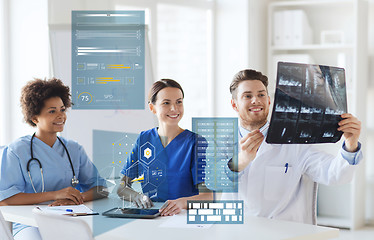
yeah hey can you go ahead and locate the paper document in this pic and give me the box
[159,211,212,229]
[37,204,98,216]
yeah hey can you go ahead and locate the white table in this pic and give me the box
[1,197,339,240]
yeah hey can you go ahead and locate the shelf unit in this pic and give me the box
[270,44,354,51]
[267,0,368,230]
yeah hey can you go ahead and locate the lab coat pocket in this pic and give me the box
[264,166,293,201]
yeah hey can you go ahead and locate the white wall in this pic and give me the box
[2,0,49,144]
[214,0,249,117]
[0,0,10,145]
[369,1,374,89]
[214,0,270,117]
[366,0,374,224]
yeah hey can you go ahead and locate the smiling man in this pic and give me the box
[226,69,363,224]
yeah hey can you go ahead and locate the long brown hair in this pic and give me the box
[148,79,184,104]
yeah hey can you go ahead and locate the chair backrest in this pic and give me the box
[0,146,6,169]
[32,208,94,240]
[301,174,318,225]
[311,181,318,225]
[0,146,14,240]
[0,210,14,240]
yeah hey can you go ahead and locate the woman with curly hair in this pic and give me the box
[0,78,107,239]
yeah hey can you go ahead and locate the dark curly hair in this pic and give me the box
[20,78,72,127]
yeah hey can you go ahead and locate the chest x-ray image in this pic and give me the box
[266,62,347,144]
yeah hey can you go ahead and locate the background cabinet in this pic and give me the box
[267,0,369,229]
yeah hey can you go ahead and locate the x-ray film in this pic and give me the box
[266,62,347,144]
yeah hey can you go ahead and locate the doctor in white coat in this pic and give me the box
[226,69,362,224]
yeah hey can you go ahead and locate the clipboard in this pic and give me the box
[37,204,98,216]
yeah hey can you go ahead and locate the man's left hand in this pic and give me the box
[159,198,185,216]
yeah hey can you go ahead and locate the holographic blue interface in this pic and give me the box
[92,129,169,202]
[192,118,238,192]
[72,11,145,109]
[92,129,139,195]
[92,129,138,236]
[187,200,243,224]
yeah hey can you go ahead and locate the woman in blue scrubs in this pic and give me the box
[0,78,107,239]
[117,79,213,216]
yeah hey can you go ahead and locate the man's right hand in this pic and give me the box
[236,129,264,172]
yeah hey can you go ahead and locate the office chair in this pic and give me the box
[0,146,13,240]
[0,146,14,240]
[32,208,94,240]
[0,210,14,240]
[301,174,318,225]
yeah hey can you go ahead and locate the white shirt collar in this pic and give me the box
[239,121,270,138]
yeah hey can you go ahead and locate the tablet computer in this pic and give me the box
[102,208,161,219]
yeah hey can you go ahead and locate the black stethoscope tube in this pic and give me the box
[27,133,79,192]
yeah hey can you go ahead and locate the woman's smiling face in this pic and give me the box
[150,87,184,126]
[32,97,67,134]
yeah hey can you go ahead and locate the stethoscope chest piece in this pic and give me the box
[71,176,79,187]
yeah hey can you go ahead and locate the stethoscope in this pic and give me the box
[27,133,79,193]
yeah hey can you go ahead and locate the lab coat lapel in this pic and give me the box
[255,141,281,159]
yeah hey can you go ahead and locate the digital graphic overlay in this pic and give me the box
[192,118,238,192]
[72,11,145,109]
[187,200,244,224]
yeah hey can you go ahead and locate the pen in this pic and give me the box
[65,212,99,217]
[285,163,289,173]
[46,208,74,212]
[260,124,270,134]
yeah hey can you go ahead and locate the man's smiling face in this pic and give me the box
[231,80,271,130]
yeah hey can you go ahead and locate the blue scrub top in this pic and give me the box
[0,135,106,235]
[120,128,206,202]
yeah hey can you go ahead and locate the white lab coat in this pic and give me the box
[222,123,362,224]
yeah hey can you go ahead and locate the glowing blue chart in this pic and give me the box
[72,11,145,109]
[187,200,244,224]
[125,140,168,201]
[92,130,139,236]
[92,129,138,195]
[192,118,238,192]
